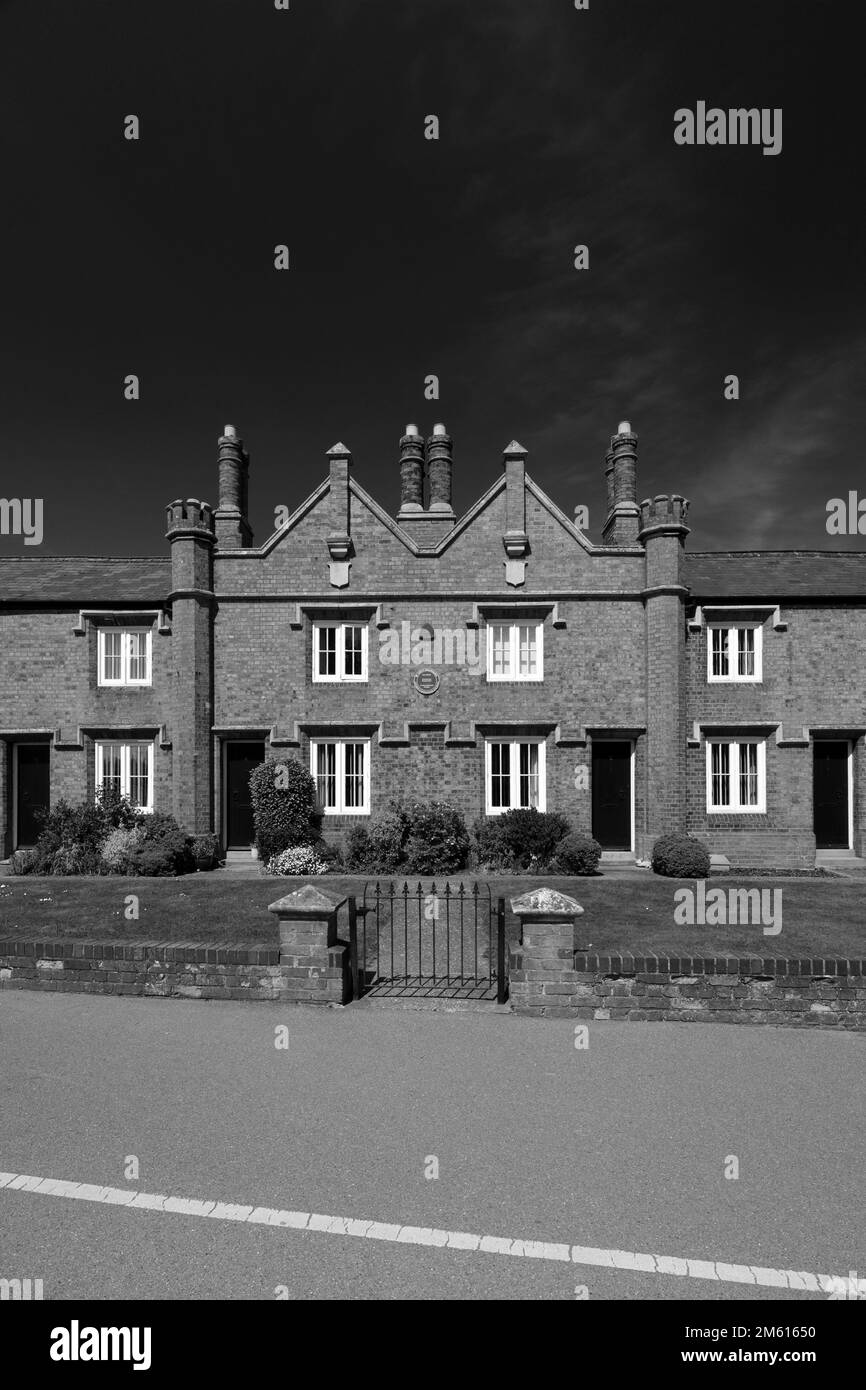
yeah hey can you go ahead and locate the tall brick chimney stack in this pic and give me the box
[601,421,641,547]
[398,425,425,516]
[427,423,455,517]
[214,425,253,549]
[397,422,455,542]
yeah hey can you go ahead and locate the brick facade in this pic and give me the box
[1,420,864,866]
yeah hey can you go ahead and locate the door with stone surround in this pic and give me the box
[225,741,265,848]
[591,740,633,851]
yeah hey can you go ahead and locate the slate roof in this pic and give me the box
[0,558,170,604]
[685,552,866,600]
[0,550,863,605]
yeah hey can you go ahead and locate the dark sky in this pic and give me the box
[1,0,863,558]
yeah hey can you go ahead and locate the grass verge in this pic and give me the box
[1,872,864,957]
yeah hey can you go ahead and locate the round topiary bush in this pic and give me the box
[553,831,602,875]
[249,759,320,861]
[651,832,711,879]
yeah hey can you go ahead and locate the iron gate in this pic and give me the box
[348,881,507,1002]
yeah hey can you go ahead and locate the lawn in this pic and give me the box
[1,872,865,957]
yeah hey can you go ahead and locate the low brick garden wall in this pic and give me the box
[0,940,349,1004]
[510,950,866,1029]
[4,941,865,1028]
[0,941,287,1000]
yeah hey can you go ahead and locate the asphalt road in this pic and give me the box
[1,991,864,1300]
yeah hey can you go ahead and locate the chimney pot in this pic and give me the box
[216,425,253,547]
[399,425,425,512]
[427,425,454,515]
[602,423,640,547]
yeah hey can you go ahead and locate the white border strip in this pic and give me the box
[0,1170,860,1296]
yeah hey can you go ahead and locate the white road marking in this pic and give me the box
[0,1169,861,1296]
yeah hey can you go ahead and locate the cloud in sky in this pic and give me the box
[0,0,860,557]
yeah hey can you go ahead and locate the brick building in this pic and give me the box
[1,421,864,868]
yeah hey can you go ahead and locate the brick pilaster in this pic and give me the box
[639,494,690,855]
[165,499,215,834]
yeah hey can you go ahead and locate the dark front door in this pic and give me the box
[813,741,850,848]
[16,744,50,847]
[592,741,632,850]
[226,742,265,848]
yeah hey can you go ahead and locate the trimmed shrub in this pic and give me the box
[266,845,329,876]
[364,803,411,873]
[126,812,193,876]
[343,800,469,875]
[471,816,511,871]
[472,808,571,872]
[404,802,470,875]
[552,831,602,876]
[249,759,320,860]
[501,808,571,868]
[101,824,146,873]
[343,826,371,873]
[651,832,711,879]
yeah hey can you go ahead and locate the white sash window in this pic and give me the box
[95,741,153,811]
[487,622,543,681]
[98,629,152,686]
[310,739,370,814]
[708,625,762,682]
[706,739,765,812]
[313,624,368,682]
[485,739,546,813]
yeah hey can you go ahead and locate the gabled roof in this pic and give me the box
[685,551,866,600]
[0,557,170,604]
[246,470,601,559]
